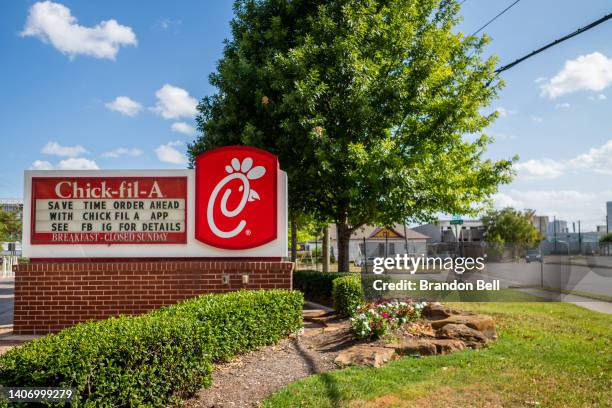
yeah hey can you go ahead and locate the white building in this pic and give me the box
[0,198,22,219]
[328,224,430,262]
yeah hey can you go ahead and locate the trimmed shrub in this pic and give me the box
[0,290,303,407]
[163,289,304,362]
[332,275,364,317]
[292,270,351,305]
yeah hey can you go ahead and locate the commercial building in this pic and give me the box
[530,215,549,237]
[0,198,22,219]
[411,219,485,243]
[547,219,568,237]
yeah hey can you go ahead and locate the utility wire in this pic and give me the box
[490,12,612,84]
[472,0,521,36]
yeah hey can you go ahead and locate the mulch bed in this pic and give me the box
[183,315,355,408]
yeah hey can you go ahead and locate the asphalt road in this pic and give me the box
[483,257,612,298]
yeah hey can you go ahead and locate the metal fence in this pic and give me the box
[1,256,17,278]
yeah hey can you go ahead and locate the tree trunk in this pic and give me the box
[322,226,330,273]
[336,223,352,272]
[290,216,297,263]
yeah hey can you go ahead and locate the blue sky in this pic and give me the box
[1,0,612,230]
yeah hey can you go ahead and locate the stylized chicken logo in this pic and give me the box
[206,157,266,238]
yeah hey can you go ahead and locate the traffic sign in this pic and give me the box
[450,215,463,225]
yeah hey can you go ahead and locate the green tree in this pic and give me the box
[189,0,515,271]
[600,233,612,243]
[482,208,541,257]
[0,210,21,242]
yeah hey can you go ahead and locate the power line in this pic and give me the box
[494,13,612,77]
[472,0,521,36]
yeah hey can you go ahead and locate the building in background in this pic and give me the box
[411,219,484,243]
[0,198,23,220]
[530,215,549,237]
[547,219,568,236]
[328,224,430,262]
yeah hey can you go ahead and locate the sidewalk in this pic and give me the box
[516,288,612,314]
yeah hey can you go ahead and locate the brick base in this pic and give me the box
[13,261,294,334]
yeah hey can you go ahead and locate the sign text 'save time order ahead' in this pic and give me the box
[31,177,187,244]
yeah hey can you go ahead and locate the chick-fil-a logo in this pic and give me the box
[195,146,278,249]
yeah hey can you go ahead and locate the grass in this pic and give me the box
[520,285,612,303]
[264,291,612,407]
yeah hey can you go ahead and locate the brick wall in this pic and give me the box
[13,261,293,334]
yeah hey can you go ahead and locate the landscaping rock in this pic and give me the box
[322,321,349,333]
[422,303,452,320]
[334,345,397,368]
[430,339,465,354]
[435,323,488,344]
[430,314,497,339]
[302,309,334,321]
[386,339,437,356]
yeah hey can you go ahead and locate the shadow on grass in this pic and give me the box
[293,337,341,407]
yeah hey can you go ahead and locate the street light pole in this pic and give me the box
[539,217,544,288]
[553,216,557,254]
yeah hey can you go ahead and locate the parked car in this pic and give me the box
[355,257,376,267]
[525,250,542,263]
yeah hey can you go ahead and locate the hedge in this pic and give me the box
[0,290,303,407]
[332,275,364,317]
[292,270,352,305]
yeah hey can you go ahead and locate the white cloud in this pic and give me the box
[100,147,143,158]
[105,96,142,116]
[588,93,607,101]
[567,139,612,175]
[20,1,137,60]
[513,139,612,181]
[155,141,187,164]
[171,121,196,135]
[42,141,88,157]
[155,18,182,31]
[151,84,197,119]
[494,107,516,118]
[514,159,564,180]
[30,160,54,170]
[490,131,515,141]
[540,52,612,99]
[555,102,570,109]
[57,158,99,170]
[31,157,99,170]
[492,192,524,209]
[530,116,543,123]
[493,189,612,229]
[534,77,547,84]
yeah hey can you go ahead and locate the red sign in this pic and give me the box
[195,146,278,249]
[30,177,187,245]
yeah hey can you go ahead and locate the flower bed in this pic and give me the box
[350,300,427,339]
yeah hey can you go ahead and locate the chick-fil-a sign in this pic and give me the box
[22,146,287,259]
[194,146,278,249]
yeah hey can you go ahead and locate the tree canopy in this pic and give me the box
[189,0,516,270]
[482,208,541,249]
[0,210,21,242]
